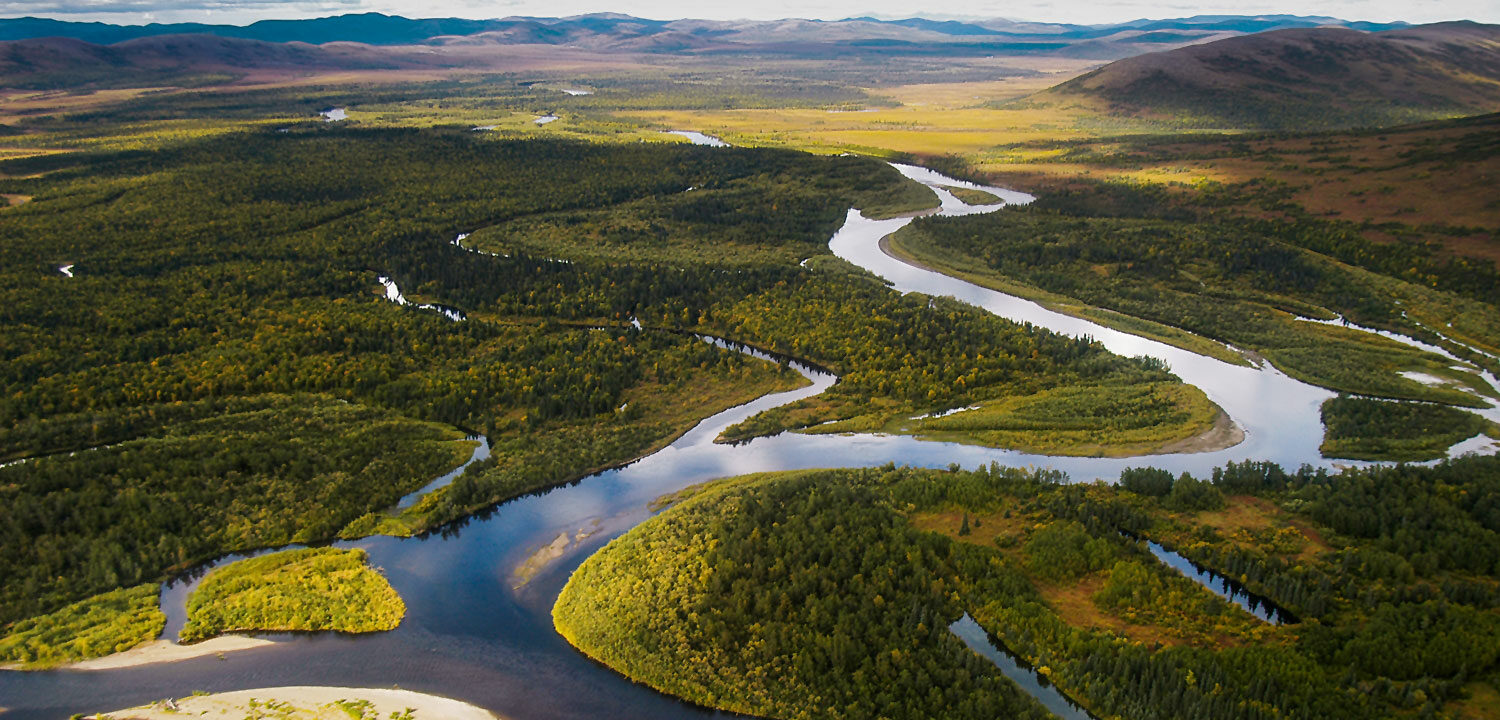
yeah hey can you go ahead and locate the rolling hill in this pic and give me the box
[0,12,1405,57]
[1046,21,1500,128]
[0,13,1441,94]
[0,34,430,88]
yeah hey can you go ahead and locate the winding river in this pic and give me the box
[4,151,1497,719]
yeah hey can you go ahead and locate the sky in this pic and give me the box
[0,0,1494,26]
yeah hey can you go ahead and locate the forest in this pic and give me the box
[557,456,1500,720]
[0,396,464,626]
[0,583,162,668]
[0,125,1217,658]
[179,548,405,643]
[1319,395,1496,461]
[0,128,845,632]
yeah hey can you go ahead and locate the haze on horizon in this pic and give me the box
[0,0,1492,28]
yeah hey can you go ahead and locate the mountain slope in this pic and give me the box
[1046,21,1500,128]
[0,34,423,88]
[0,13,1436,92]
[0,12,505,46]
[0,12,1405,53]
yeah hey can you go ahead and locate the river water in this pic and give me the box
[2,157,1493,718]
[664,130,729,147]
[950,614,1094,720]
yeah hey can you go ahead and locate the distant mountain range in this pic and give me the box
[0,12,1425,90]
[3,11,1494,132]
[0,12,1406,51]
[0,33,419,87]
[1049,21,1500,128]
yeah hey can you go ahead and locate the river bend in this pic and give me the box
[2,159,1495,719]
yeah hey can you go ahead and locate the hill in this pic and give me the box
[0,13,507,46]
[0,34,429,88]
[1045,21,1500,128]
[0,13,1426,92]
[0,12,1405,58]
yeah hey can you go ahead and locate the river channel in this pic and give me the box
[3,148,1496,718]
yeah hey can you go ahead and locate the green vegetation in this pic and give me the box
[881,234,1256,368]
[180,548,404,643]
[701,268,1216,452]
[1320,395,1496,461]
[1120,466,1225,511]
[0,584,163,668]
[555,469,1053,720]
[1021,520,1115,581]
[559,456,1500,720]
[0,129,837,626]
[968,117,1500,379]
[464,153,934,267]
[1,395,468,626]
[943,186,1001,205]
[891,191,1496,406]
[3,30,1497,716]
[898,381,1220,456]
[0,123,1216,648]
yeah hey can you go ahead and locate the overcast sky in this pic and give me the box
[0,0,1493,26]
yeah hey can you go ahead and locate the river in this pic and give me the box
[2,156,1494,719]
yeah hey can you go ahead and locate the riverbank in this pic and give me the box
[1158,410,1245,455]
[880,234,1254,368]
[94,686,497,719]
[57,636,275,671]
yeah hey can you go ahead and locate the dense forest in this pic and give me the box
[0,396,464,625]
[0,127,1216,652]
[0,583,162,668]
[558,456,1500,720]
[438,149,1221,454]
[1320,395,1496,461]
[555,469,1055,720]
[0,129,857,629]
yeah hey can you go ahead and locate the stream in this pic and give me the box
[4,153,1497,719]
[1140,540,1297,624]
[950,614,1094,720]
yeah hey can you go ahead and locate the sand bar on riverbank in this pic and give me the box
[95,685,498,719]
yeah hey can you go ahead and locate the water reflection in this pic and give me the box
[664,130,729,147]
[1141,539,1298,624]
[949,614,1095,720]
[395,436,491,511]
